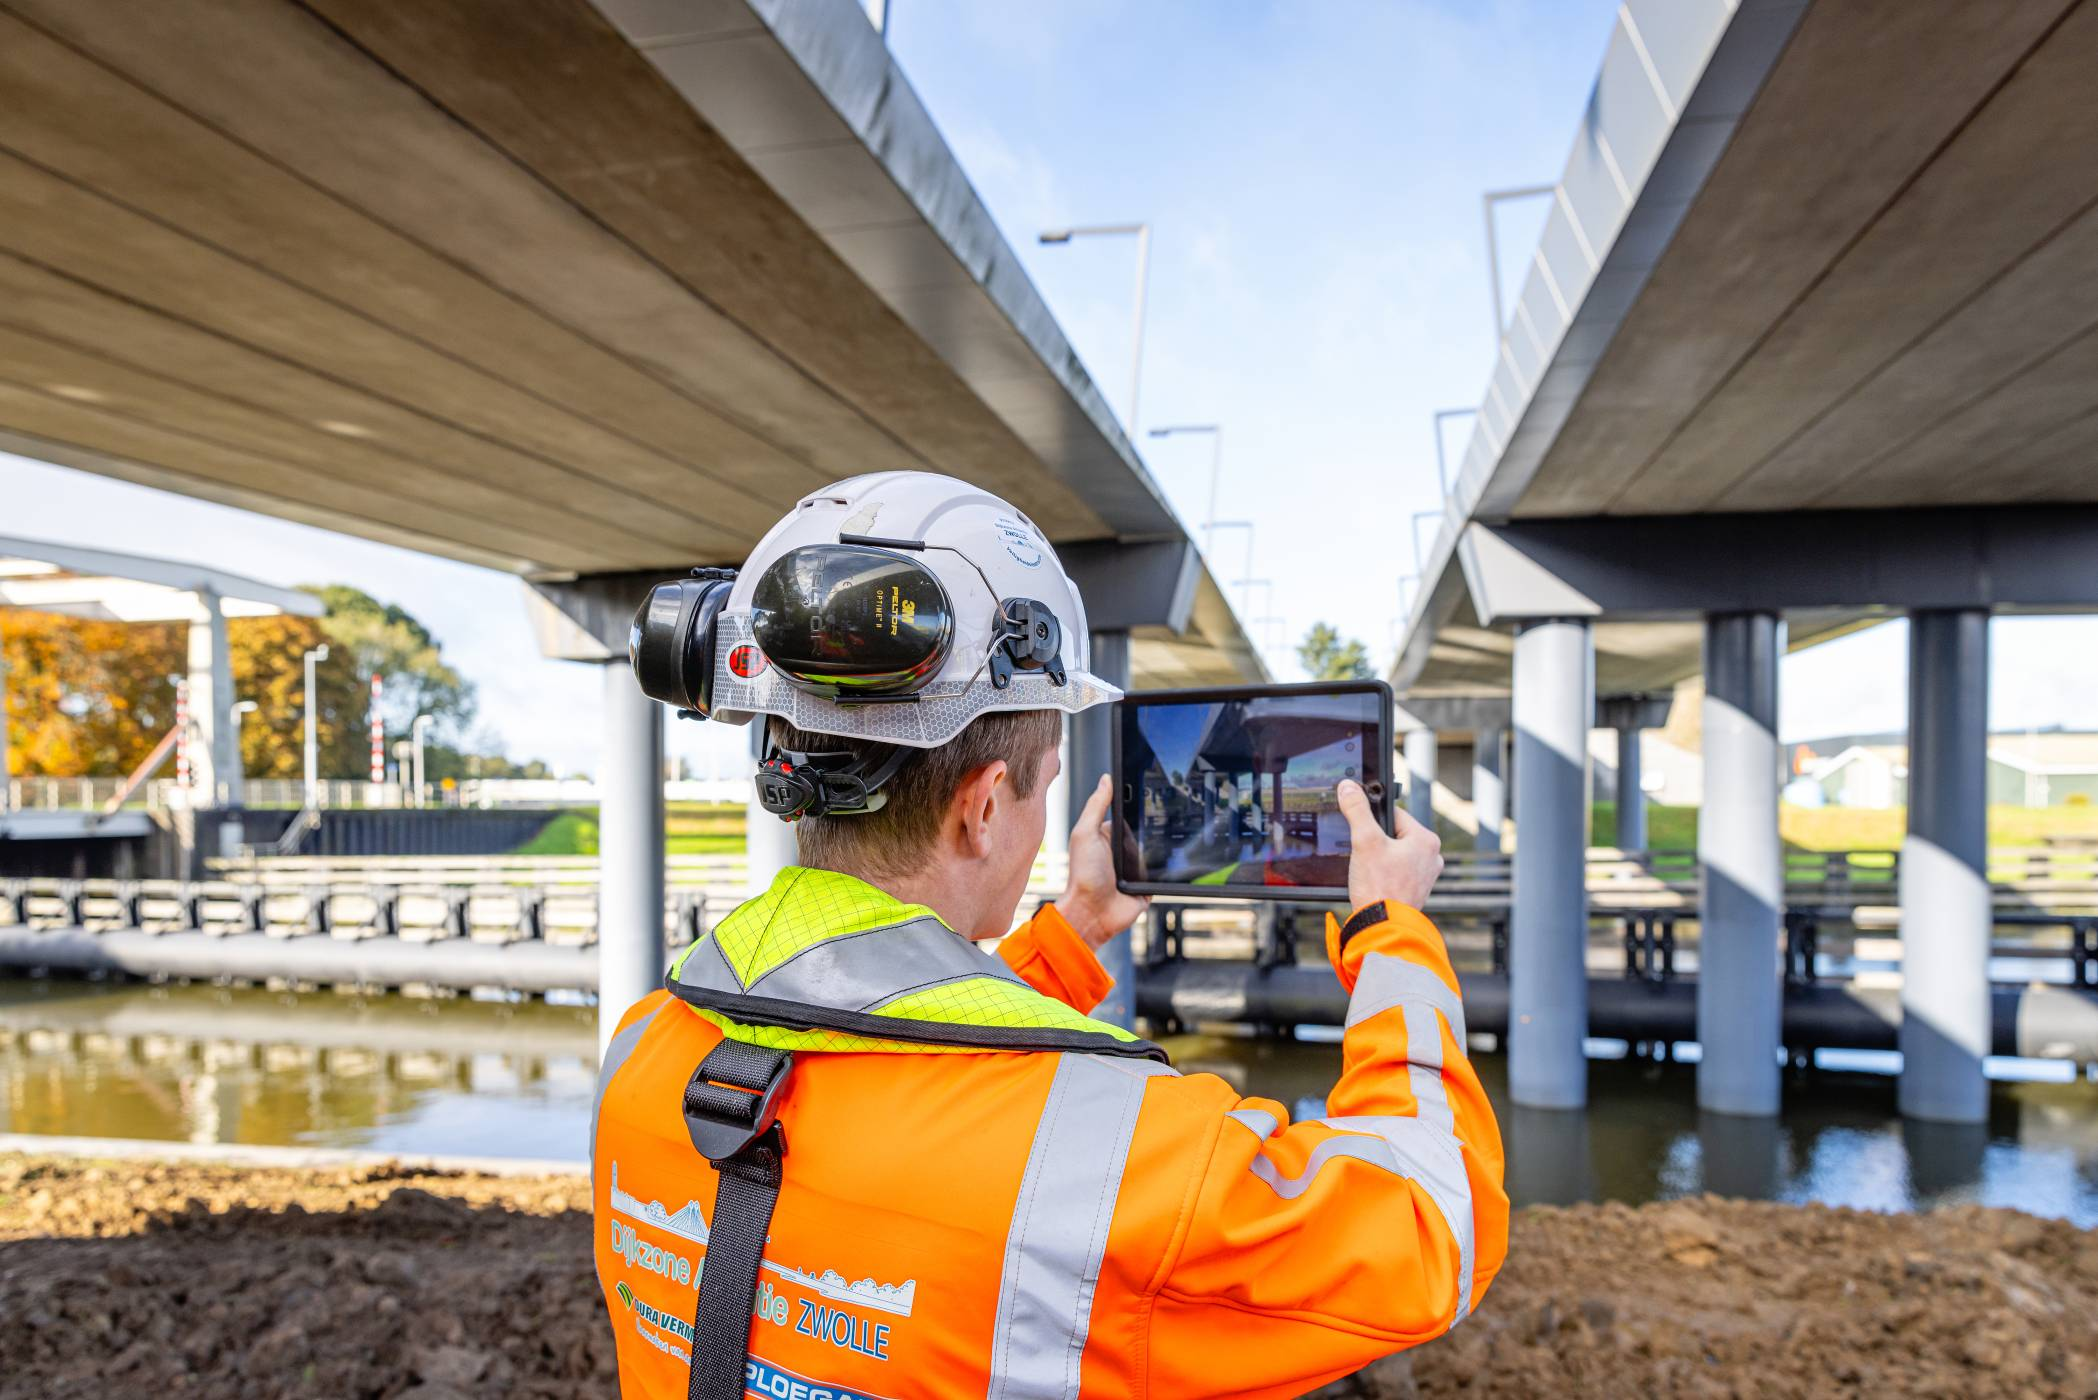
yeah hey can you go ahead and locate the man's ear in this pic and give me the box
[952,759,1010,860]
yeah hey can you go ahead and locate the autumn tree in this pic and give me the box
[6,585,526,782]
[1297,622,1374,681]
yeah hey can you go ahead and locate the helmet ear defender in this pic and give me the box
[629,567,737,718]
[630,497,1101,825]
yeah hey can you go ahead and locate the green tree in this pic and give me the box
[305,584,475,760]
[1297,622,1373,681]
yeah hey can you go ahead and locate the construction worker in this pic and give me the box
[598,473,1507,1398]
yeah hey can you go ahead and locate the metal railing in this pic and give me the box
[4,776,757,813]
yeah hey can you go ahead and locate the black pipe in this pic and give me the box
[1134,963,2098,1060]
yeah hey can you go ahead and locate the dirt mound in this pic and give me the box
[5,1154,2097,1398]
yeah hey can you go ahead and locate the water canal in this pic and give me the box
[4,977,2096,1225]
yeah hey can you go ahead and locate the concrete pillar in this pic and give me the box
[1900,609,1991,1124]
[184,590,240,808]
[1509,618,1593,1109]
[1614,724,1646,850]
[1698,611,1783,1117]
[1473,726,1506,855]
[0,614,11,815]
[1403,728,1437,829]
[745,720,799,898]
[598,659,665,1057]
[1071,630,1133,1029]
[1042,729,1072,866]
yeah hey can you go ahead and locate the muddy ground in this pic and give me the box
[3,1153,2095,1399]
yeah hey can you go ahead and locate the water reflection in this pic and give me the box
[6,979,2096,1223]
[0,978,596,1161]
[1163,1030,2098,1226]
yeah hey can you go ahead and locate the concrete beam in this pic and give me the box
[1058,540,1200,635]
[1595,692,1672,731]
[1393,696,1511,735]
[527,571,689,662]
[1462,507,2098,624]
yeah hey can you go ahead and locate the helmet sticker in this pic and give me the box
[994,516,1044,568]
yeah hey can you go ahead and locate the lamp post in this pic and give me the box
[1482,185,1555,341]
[301,644,329,809]
[1207,520,1256,597]
[1039,223,1152,431]
[1148,424,1224,557]
[411,714,434,809]
[1236,578,1274,628]
[1432,407,1479,499]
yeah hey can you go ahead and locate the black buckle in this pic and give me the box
[682,1043,794,1162]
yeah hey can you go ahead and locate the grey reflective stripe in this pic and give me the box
[1245,1114,1476,1328]
[989,1054,1176,1398]
[1405,1001,1454,1134]
[589,1002,665,1184]
[1347,954,1468,1044]
[1226,1106,1279,1139]
[1329,1115,1474,1326]
[673,915,1025,1009]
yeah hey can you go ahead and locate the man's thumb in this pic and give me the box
[1335,779,1378,837]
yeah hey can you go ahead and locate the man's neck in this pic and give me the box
[808,859,987,940]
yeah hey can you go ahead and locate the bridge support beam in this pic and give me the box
[1698,612,1783,1117]
[1473,725,1506,855]
[1901,609,1991,1124]
[1072,629,1133,1029]
[1509,618,1592,1109]
[1614,724,1645,851]
[597,659,664,1058]
[186,590,243,856]
[1403,727,1438,828]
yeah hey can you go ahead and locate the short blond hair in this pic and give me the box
[773,710,1063,880]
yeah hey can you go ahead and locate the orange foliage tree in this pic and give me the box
[3,610,364,779]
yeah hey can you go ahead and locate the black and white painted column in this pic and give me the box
[1473,725,1507,855]
[1697,612,1782,1117]
[1071,629,1134,1028]
[1404,727,1438,828]
[1900,609,1991,1124]
[598,659,666,1057]
[1509,618,1593,1109]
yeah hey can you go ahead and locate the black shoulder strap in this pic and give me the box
[682,1039,794,1400]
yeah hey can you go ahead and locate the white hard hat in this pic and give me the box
[699,472,1119,748]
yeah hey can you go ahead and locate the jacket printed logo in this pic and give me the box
[745,1355,898,1400]
[609,1162,918,1316]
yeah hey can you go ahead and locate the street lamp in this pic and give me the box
[1482,185,1555,342]
[1207,520,1256,596]
[301,644,329,809]
[411,714,434,809]
[1236,578,1274,625]
[1039,222,1151,431]
[1432,407,1478,499]
[1148,424,1224,557]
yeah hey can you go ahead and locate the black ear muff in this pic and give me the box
[988,599,1067,690]
[629,567,737,717]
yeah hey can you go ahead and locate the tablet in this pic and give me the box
[1112,680,1394,901]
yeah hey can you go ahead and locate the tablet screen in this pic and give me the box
[1115,683,1390,897]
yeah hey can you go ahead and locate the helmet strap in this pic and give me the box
[755,742,913,821]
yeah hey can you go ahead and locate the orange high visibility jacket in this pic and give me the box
[593,867,1507,1398]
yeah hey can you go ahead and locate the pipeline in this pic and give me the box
[0,927,596,995]
[1134,963,2098,1061]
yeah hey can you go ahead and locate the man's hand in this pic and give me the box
[1055,775,1150,950]
[1339,779,1443,913]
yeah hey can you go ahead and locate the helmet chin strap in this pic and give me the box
[754,742,914,821]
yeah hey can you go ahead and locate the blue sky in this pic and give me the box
[3,1,2092,774]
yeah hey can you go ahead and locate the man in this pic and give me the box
[595,472,1506,1398]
